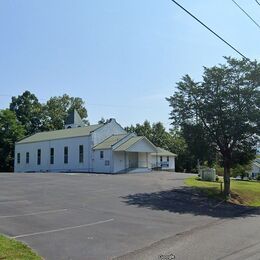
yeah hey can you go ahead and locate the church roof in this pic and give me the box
[113,136,144,151]
[93,134,128,150]
[151,147,177,157]
[17,124,103,144]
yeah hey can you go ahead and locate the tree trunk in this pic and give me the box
[223,159,231,199]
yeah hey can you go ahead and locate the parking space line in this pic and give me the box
[0,209,68,219]
[0,200,30,204]
[11,218,114,239]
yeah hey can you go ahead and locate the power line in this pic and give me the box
[255,0,260,7]
[232,0,260,30]
[170,0,248,60]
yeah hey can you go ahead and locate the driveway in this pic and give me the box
[0,171,258,259]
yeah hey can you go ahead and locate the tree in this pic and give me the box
[125,121,175,149]
[181,123,216,168]
[10,91,44,135]
[232,163,252,179]
[126,121,156,145]
[0,110,25,172]
[98,117,106,124]
[151,122,172,150]
[44,94,89,130]
[167,57,260,197]
[125,125,137,134]
[168,130,190,172]
[133,120,153,140]
[10,91,89,132]
[98,117,110,124]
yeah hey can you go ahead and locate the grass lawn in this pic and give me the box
[185,176,260,207]
[0,234,41,260]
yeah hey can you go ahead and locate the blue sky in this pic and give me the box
[0,0,259,129]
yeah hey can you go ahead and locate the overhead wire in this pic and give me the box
[170,0,248,60]
[231,0,260,30]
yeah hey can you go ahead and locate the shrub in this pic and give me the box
[232,164,251,179]
[216,176,219,182]
[257,175,260,181]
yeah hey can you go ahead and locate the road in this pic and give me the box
[0,171,258,260]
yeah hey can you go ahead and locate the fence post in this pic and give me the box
[220,181,223,194]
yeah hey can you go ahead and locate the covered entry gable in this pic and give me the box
[113,136,157,153]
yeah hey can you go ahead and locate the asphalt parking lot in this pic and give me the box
[0,171,255,260]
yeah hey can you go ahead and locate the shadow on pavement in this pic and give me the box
[121,186,260,219]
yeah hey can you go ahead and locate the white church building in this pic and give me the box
[14,110,176,173]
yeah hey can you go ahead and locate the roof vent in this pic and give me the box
[108,118,116,123]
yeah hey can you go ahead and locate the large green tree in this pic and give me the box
[167,57,260,197]
[0,110,25,171]
[181,123,216,167]
[126,120,153,141]
[44,94,89,130]
[10,91,44,135]
[168,131,190,172]
[125,120,177,151]
[150,122,175,150]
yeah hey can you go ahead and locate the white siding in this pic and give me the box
[113,152,150,172]
[252,164,260,174]
[113,151,126,173]
[150,155,175,171]
[92,149,113,173]
[15,136,91,172]
[127,139,156,153]
[14,119,176,174]
[92,119,126,146]
[168,156,175,170]
[138,152,149,168]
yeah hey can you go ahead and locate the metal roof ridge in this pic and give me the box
[113,135,144,151]
[111,133,135,150]
[93,133,128,149]
[16,124,103,144]
[93,134,119,149]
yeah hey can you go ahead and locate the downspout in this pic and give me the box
[146,152,148,169]
[110,149,113,173]
[48,140,51,173]
[156,151,158,170]
[14,143,17,173]
[124,151,127,173]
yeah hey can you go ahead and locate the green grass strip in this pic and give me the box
[0,234,41,260]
